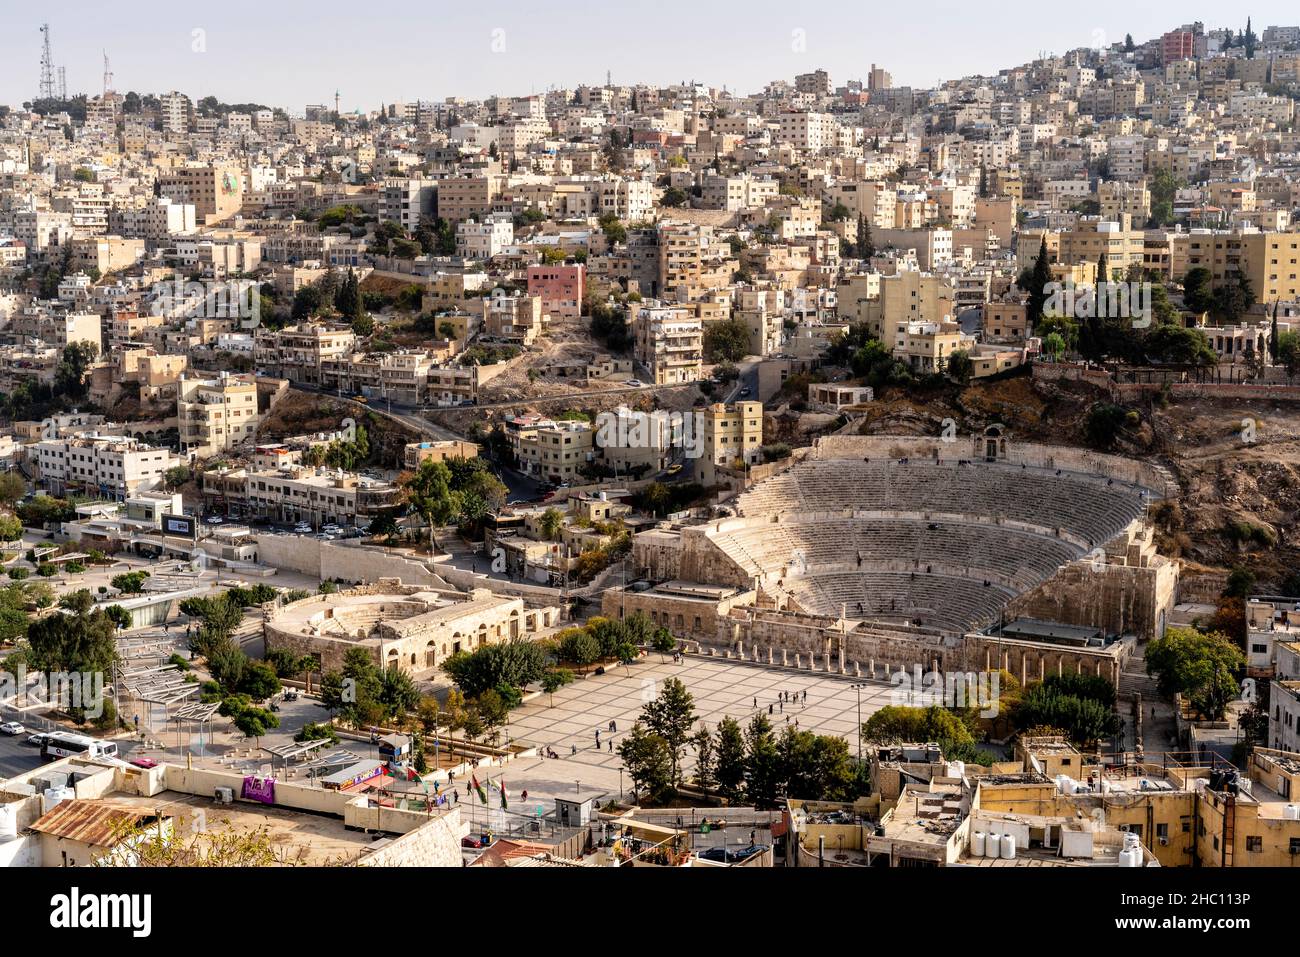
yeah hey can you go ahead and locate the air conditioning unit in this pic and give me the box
[1158,837,1169,846]
[214,787,234,805]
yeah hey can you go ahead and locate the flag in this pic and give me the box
[499,778,508,810]
[405,766,422,784]
[472,774,487,804]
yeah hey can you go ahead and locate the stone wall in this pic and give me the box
[1005,555,1178,640]
[811,434,1176,497]
[356,807,468,867]
[603,586,756,642]
[676,525,756,589]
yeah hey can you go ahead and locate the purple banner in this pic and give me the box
[241,775,275,804]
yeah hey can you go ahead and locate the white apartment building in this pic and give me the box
[231,465,401,527]
[111,197,197,241]
[159,91,191,133]
[379,178,438,232]
[1270,680,1300,755]
[700,173,780,211]
[456,213,514,259]
[36,433,180,499]
[775,111,840,152]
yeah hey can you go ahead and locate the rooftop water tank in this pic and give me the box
[972,831,986,857]
[0,804,17,840]
[42,787,74,814]
[1001,834,1016,860]
[987,830,1001,858]
[1285,804,1300,821]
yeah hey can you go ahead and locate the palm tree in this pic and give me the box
[539,507,564,542]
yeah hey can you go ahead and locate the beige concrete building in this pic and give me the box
[1169,229,1300,305]
[632,303,703,385]
[698,400,763,487]
[177,372,261,456]
[157,165,244,225]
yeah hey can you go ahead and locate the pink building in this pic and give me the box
[527,264,585,321]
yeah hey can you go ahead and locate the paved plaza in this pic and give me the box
[485,655,901,807]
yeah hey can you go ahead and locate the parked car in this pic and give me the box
[0,722,25,736]
[665,464,683,476]
[129,757,158,769]
[25,732,48,747]
[206,515,224,524]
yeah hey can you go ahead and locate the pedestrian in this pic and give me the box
[453,789,459,804]
[753,697,757,709]
[571,743,577,755]
[608,740,613,752]
[768,703,773,715]
[802,689,807,703]
[779,701,784,713]
[521,789,528,803]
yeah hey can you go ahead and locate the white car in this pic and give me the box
[294,523,312,533]
[0,722,25,736]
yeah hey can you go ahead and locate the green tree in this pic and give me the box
[556,627,601,672]
[1182,267,1215,314]
[703,317,750,362]
[403,459,460,552]
[641,677,696,788]
[110,571,149,594]
[1145,627,1245,720]
[540,668,574,707]
[945,349,973,384]
[1026,235,1054,329]
[714,716,747,802]
[0,472,26,505]
[539,507,564,542]
[691,725,716,789]
[650,627,677,662]
[376,664,419,718]
[745,714,783,808]
[617,722,674,802]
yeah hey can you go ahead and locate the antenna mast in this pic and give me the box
[38,23,56,100]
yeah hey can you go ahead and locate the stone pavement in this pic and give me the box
[489,654,899,805]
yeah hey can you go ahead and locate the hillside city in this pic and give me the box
[2,15,1300,891]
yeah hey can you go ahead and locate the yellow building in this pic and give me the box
[699,400,763,487]
[1169,229,1300,304]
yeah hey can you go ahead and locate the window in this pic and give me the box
[1246,836,1262,852]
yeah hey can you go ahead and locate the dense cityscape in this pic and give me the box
[0,8,1296,930]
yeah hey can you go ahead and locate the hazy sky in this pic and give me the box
[0,1,1294,114]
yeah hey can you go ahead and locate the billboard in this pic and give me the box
[161,513,196,538]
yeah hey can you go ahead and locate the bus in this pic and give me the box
[41,732,119,762]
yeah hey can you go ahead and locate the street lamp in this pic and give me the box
[850,682,869,761]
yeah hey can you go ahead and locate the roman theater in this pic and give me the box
[607,429,1180,688]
